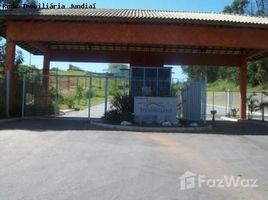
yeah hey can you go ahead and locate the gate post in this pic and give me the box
[54,71,59,117]
[5,71,10,118]
[239,59,247,119]
[88,76,92,120]
[104,76,109,113]
[21,74,26,118]
[227,89,230,115]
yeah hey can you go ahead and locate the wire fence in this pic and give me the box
[20,73,128,118]
[0,71,6,118]
[207,91,268,121]
[1,70,268,122]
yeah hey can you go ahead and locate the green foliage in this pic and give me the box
[182,1,268,91]
[217,67,239,84]
[25,0,37,7]
[110,92,133,114]
[181,66,217,83]
[49,86,64,104]
[0,37,25,70]
[0,38,4,69]
[85,89,94,98]
[15,64,39,75]
[64,95,75,109]
[0,0,38,8]
[4,0,22,8]
[102,92,133,123]
[68,64,84,72]
[228,108,239,118]
[223,0,249,14]
[75,85,84,105]
[248,58,268,88]
[171,81,182,96]
[208,79,239,91]
[247,93,260,119]
[181,66,239,84]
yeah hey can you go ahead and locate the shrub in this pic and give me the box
[247,93,259,120]
[49,86,64,104]
[110,92,133,114]
[76,85,84,105]
[229,108,239,118]
[102,110,121,123]
[64,95,75,109]
[85,89,95,98]
[102,92,133,123]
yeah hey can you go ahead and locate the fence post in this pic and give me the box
[21,74,26,118]
[212,91,215,110]
[88,76,92,120]
[5,71,10,118]
[261,92,264,121]
[225,91,227,116]
[54,71,59,118]
[227,89,230,115]
[104,76,108,113]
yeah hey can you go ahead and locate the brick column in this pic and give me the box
[43,50,50,88]
[239,58,247,119]
[4,39,15,72]
[4,39,16,117]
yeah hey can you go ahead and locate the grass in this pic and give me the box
[49,69,127,112]
[208,79,268,92]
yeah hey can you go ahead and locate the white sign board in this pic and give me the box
[134,97,177,123]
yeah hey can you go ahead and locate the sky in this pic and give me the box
[19,0,234,81]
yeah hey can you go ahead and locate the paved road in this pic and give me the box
[62,103,111,119]
[0,119,268,200]
[62,103,268,121]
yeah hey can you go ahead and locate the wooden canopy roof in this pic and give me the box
[1,8,268,66]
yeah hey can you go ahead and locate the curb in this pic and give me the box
[220,116,239,122]
[60,109,75,114]
[0,118,20,124]
[238,119,268,125]
[91,121,212,133]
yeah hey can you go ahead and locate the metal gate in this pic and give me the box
[0,71,7,118]
[21,72,128,120]
[180,81,207,122]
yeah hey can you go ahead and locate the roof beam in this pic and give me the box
[50,49,242,66]
[246,49,268,60]
[6,21,268,50]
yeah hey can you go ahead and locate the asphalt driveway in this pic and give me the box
[0,119,267,200]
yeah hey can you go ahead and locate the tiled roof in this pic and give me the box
[1,8,268,27]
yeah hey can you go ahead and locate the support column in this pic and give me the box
[4,39,16,72]
[4,39,16,117]
[239,58,247,119]
[43,50,50,88]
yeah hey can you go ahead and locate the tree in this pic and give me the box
[0,0,37,8]
[25,0,37,7]
[68,64,84,72]
[181,66,217,82]
[223,0,250,14]
[0,38,24,71]
[0,38,4,70]
[253,0,268,16]
[1,0,22,8]
[223,0,268,89]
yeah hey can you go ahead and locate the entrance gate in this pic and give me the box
[21,73,129,120]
